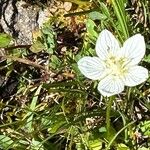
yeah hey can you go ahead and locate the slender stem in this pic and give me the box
[124,87,132,142]
[106,96,114,139]
[106,121,135,150]
[127,87,132,101]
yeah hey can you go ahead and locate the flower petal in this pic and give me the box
[96,29,120,60]
[77,56,106,80]
[123,66,148,86]
[121,34,145,65]
[98,75,124,97]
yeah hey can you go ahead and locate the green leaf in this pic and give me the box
[98,1,124,43]
[0,33,12,47]
[99,126,117,142]
[30,40,46,53]
[42,25,56,54]
[50,55,61,69]
[117,143,129,150]
[89,139,102,150]
[99,127,107,133]
[138,148,150,150]
[49,120,66,134]
[143,54,150,63]
[106,121,135,150]
[0,135,14,149]
[86,19,98,40]
[24,85,42,132]
[46,36,55,54]
[140,120,150,136]
[111,0,129,39]
[89,11,107,20]
[48,115,66,134]
[30,139,44,150]
[98,2,111,18]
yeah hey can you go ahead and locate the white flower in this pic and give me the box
[78,29,148,97]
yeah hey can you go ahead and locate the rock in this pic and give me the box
[0,0,50,45]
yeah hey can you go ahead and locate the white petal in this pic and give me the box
[121,34,145,65]
[98,75,124,97]
[77,56,106,80]
[123,66,148,86]
[96,29,120,60]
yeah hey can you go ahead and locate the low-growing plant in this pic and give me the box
[0,0,150,150]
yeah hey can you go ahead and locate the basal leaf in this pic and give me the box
[30,40,46,53]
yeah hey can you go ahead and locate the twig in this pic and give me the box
[4,45,31,51]
[2,55,47,71]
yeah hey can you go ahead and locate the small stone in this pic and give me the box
[64,2,72,12]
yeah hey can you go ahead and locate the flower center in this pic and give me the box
[105,55,128,77]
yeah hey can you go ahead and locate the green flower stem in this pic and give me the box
[106,96,114,139]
